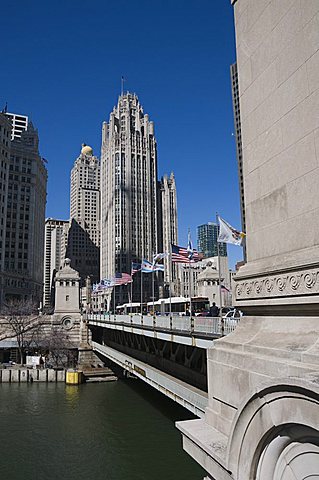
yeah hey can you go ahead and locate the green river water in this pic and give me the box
[0,379,205,480]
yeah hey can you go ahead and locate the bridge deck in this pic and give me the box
[92,341,208,417]
[87,314,238,349]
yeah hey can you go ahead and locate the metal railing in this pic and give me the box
[87,313,239,337]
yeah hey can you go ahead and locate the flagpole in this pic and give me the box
[152,270,155,317]
[189,262,192,316]
[188,228,193,317]
[121,76,124,96]
[216,213,224,335]
[130,269,133,314]
[140,268,143,316]
[169,243,172,318]
[152,253,155,317]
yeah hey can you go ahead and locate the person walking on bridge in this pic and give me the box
[209,302,219,317]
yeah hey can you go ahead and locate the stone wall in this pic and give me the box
[233,0,319,314]
[0,368,65,382]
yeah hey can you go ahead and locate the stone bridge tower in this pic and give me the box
[53,258,81,345]
[177,1,319,479]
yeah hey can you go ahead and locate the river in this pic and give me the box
[0,379,205,480]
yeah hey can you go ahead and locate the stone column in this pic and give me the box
[177,2,319,479]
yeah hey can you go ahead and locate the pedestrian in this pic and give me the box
[209,302,219,317]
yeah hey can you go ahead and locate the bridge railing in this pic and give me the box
[193,317,220,335]
[87,313,239,337]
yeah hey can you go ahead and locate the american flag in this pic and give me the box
[171,244,200,263]
[221,284,230,292]
[131,262,141,276]
[110,272,132,286]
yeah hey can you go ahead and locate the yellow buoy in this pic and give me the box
[66,369,83,385]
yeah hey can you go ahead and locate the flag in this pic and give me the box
[153,263,164,272]
[141,259,153,273]
[171,244,200,263]
[131,262,141,276]
[141,259,164,273]
[152,252,168,265]
[218,216,246,246]
[92,280,108,292]
[221,284,230,292]
[187,231,195,261]
[98,278,112,289]
[110,272,132,286]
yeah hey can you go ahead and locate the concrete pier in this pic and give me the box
[0,368,66,383]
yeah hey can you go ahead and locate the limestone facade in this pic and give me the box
[3,121,47,304]
[179,256,230,306]
[0,114,11,306]
[158,173,179,296]
[43,218,69,308]
[196,261,233,308]
[177,2,319,479]
[67,145,100,284]
[54,258,80,314]
[101,93,159,304]
[232,0,319,315]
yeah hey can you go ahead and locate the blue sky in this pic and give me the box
[1,0,243,268]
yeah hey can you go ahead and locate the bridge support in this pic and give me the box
[92,341,208,417]
[177,0,319,478]
[177,317,319,479]
[90,325,208,391]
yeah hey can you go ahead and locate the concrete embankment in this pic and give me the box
[0,368,66,383]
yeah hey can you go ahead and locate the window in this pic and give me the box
[66,295,69,301]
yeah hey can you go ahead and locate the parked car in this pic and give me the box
[224,308,242,319]
[223,309,242,329]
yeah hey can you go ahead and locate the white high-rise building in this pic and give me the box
[43,218,69,308]
[6,112,28,140]
[67,144,100,283]
[101,93,159,304]
[4,121,47,303]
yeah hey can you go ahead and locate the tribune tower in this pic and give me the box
[101,93,159,303]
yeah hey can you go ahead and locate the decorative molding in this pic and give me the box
[234,267,319,300]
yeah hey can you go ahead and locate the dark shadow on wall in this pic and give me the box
[66,219,100,286]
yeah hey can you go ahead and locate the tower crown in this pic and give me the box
[81,143,93,156]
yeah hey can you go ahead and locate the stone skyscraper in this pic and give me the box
[159,173,179,296]
[0,113,11,305]
[43,218,69,308]
[3,120,47,303]
[101,93,159,303]
[67,144,100,284]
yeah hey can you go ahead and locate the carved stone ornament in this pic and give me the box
[235,268,319,300]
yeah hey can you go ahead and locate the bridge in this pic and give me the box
[87,313,239,417]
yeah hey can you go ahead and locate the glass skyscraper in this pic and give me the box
[197,222,227,258]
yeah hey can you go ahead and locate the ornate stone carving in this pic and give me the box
[304,272,317,289]
[264,278,274,293]
[290,275,301,290]
[234,267,319,300]
[276,276,287,292]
